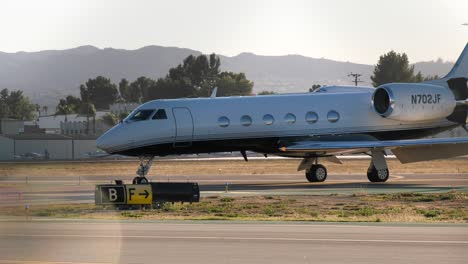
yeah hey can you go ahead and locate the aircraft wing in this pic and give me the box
[279,137,468,163]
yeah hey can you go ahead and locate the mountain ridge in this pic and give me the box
[0,45,454,107]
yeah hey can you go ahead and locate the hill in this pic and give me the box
[0,45,454,106]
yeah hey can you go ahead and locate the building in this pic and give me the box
[110,103,138,117]
[0,119,24,134]
[60,120,110,136]
[24,112,109,135]
[0,134,99,160]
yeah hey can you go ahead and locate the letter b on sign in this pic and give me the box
[109,188,118,201]
[100,186,125,204]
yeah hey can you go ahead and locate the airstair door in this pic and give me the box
[172,107,194,147]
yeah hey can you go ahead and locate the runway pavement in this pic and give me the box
[0,220,466,264]
[1,173,467,205]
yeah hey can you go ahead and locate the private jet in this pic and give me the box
[97,43,468,184]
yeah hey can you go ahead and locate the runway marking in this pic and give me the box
[1,233,467,244]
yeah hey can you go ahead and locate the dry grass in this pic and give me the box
[2,191,467,223]
[1,158,468,177]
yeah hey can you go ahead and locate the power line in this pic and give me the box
[348,73,363,86]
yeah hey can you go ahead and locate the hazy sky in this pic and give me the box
[1,0,467,64]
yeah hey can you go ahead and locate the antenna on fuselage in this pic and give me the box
[210,87,218,98]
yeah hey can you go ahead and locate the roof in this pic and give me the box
[3,134,72,140]
[0,118,24,122]
[1,134,98,140]
[24,112,108,129]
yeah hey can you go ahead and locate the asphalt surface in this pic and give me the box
[0,220,466,264]
[1,173,468,205]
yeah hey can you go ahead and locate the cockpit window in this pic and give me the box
[129,109,155,121]
[152,109,167,120]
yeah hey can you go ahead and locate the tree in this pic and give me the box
[55,95,82,123]
[412,72,439,82]
[119,78,140,103]
[101,113,119,127]
[35,104,40,115]
[309,84,321,92]
[144,78,195,101]
[119,112,130,121]
[214,72,253,97]
[413,71,424,83]
[130,77,155,103]
[80,76,118,110]
[258,91,277,95]
[42,105,48,116]
[423,74,439,82]
[143,53,251,101]
[55,99,73,122]
[0,88,36,120]
[168,53,220,89]
[371,51,415,87]
[78,102,96,134]
[65,95,81,112]
[0,89,10,118]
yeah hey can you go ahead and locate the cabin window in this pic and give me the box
[129,109,155,121]
[263,114,275,125]
[152,109,167,120]
[240,115,252,126]
[327,110,340,123]
[284,113,296,124]
[218,116,230,127]
[305,112,319,124]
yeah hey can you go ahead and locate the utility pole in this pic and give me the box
[348,73,363,86]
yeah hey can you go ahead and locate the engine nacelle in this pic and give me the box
[372,83,456,122]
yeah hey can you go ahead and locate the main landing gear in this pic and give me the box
[300,152,390,183]
[306,164,327,182]
[367,165,389,182]
[133,156,155,184]
[367,150,390,183]
[299,158,328,183]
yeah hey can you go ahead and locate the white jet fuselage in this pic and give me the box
[97,85,456,157]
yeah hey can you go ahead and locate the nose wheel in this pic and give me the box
[133,156,155,184]
[305,164,328,182]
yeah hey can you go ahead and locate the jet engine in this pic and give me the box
[372,83,456,122]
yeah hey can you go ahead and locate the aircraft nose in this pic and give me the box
[96,126,120,153]
[96,133,112,152]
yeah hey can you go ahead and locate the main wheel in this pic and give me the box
[306,164,327,182]
[367,166,389,182]
[133,177,149,184]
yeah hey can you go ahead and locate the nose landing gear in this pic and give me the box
[133,156,155,184]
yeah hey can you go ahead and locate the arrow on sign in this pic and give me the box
[139,189,149,199]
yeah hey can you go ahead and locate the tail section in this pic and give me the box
[427,43,468,124]
[444,42,468,80]
[426,43,468,97]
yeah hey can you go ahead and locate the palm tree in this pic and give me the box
[78,102,96,134]
[35,104,40,116]
[55,99,73,122]
[42,105,48,116]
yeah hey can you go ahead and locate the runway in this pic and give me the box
[0,220,466,264]
[1,173,468,205]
